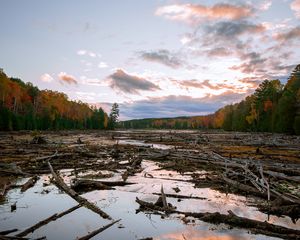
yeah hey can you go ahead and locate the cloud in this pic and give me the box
[205,21,265,39]
[230,51,267,74]
[98,62,108,68]
[106,69,160,94]
[274,26,300,42]
[58,72,78,84]
[119,93,246,120]
[205,47,232,57]
[139,49,184,68]
[155,3,254,24]
[173,79,242,92]
[291,0,300,18]
[40,73,53,82]
[259,0,272,10]
[77,49,97,57]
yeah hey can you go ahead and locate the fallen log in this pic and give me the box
[0,229,18,235]
[72,179,113,193]
[16,204,81,237]
[160,185,168,211]
[182,211,300,240]
[21,176,39,192]
[94,180,134,187]
[259,203,300,223]
[48,161,111,220]
[153,193,206,200]
[135,198,300,240]
[264,170,300,183]
[77,219,121,240]
[33,152,72,162]
[0,236,46,240]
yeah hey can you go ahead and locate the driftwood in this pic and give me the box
[72,179,113,193]
[16,204,81,237]
[135,198,300,240]
[77,219,121,240]
[153,193,206,200]
[48,161,112,220]
[259,203,300,223]
[93,180,134,187]
[21,176,39,192]
[160,185,168,211]
[0,236,46,240]
[265,170,300,183]
[33,152,72,162]
[0,229,18,235]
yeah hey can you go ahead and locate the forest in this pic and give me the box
[0,69,118,131]
[121,64,300,135]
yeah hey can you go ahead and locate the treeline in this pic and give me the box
[0,70,109,130]
[121,64,300,135]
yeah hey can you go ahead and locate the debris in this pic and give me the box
[77,219,121,240]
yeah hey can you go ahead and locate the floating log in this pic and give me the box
[21,176,39,192]
[136,198,300,240]
[48,161,111,220]
[72,179,113,193]
[93,180,134,187]
[0,229,18,235]
[77,219,121,240]
[16,204,81,237]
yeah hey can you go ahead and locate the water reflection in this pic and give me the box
[0,159,298,239]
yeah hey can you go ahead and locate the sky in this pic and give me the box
[0,0,299,120]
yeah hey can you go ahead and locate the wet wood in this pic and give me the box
[16,204,81,237]
[21,176,39,192]
[160,185,168,211]
[136,198,300,240]
[72,179,113,192]
[48,161,112,220]
[0,229,18,235]
[77,219,121,240]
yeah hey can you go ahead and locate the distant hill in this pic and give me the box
[121,64,300,135]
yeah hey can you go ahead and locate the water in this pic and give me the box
[0,139,298,239]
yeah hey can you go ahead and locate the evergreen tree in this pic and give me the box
[108,103,119,129]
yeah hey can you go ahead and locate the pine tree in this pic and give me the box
[108,103,119,130]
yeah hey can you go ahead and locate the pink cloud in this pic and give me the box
[58,72,78,84]
[155,3,254,24]
[291,0,300,18]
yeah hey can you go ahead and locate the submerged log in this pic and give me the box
[48,161,111,220]
[77,219,121,240]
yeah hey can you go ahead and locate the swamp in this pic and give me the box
[0,130,300,240]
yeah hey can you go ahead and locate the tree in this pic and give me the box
[108,103,119,129]
[275,64,300,133]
